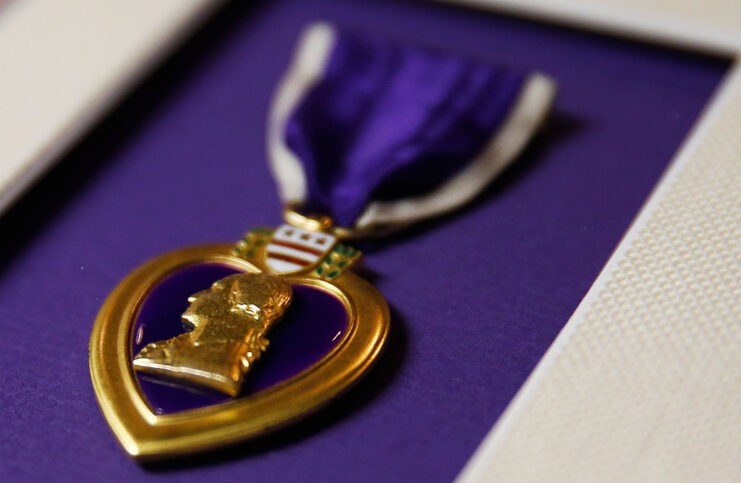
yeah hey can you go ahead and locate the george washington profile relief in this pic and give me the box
[133,272,293,396]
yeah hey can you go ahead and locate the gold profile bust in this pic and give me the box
[133,272,293,396]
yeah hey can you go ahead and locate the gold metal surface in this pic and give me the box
[282,204,403,240]
[233,227,273,259]
[310,243,361,280]
[283,204,335,233]
[283,203,362,239]
[133,273,293,396]
[89,243,389,461]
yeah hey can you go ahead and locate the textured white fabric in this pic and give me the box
[442,0,741,55]
[0,0,220,216]
[458,64,741,483]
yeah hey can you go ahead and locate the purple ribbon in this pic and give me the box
[281,26,538,227]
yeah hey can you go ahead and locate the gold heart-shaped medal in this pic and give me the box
[89,225,388,460]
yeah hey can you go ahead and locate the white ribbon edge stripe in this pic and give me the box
[268,22,336,205]
[268,22,556,232]
[356,74,556,230]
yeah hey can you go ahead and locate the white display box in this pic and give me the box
[449,1,741,481]
[0,0,222,215]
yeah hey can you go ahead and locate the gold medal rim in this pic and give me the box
[89,243,389,461]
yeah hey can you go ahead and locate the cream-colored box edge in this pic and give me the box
[0,0,224,217]
[443,1,741,482]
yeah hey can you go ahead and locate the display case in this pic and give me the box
[1,0,738,481]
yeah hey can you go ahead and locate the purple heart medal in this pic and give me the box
[89,23,556,460]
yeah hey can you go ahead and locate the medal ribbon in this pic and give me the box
[269,23,556,235]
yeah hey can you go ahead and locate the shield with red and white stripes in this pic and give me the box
[264,224,336,274]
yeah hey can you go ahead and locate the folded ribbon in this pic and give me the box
[269,23,556,235]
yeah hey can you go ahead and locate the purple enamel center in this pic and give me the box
[131,263,348,414]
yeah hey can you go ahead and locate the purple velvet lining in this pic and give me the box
[132,263,349,414]
[285,28,525,226]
